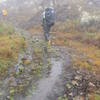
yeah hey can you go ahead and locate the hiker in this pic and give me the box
[42,7,56,41]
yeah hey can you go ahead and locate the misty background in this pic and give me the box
[0,0,100,32]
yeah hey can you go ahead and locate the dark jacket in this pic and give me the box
[43,7,56,27]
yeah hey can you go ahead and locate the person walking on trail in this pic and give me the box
[42,7,56,42]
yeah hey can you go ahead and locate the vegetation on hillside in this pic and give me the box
[0,22,26,77]
[51,20,100,99]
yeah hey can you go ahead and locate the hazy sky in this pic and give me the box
[0,0,7,3]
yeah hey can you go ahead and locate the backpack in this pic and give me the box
[45,7,56,26]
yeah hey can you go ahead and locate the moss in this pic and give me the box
[95,94,100,100]
[9,87,15,95]
[58,96,68,100]
[34,46,42,54]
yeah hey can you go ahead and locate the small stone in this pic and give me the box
[6,95,10,99]
[64,94,67,98]
[72,80,79,86]
[75,75,82,80]
[76,71,81,74]
[0,92,3,96]
[80,92,84,95]
[89,82,95,87]
[66,83,72,89]
[69,92,73,96]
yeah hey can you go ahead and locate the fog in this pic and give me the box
[0,0,100,30]
[0,0,100,100]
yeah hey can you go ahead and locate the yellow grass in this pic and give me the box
[0,34,25,76]
[53,31,100,74]
[66,40,100,73]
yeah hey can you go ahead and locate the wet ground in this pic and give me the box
[0,28,99,100]
[0,27,99,100]
[13,43,72,100]
[11,27,73,100]
[26,58,63,100]
[0,25,74,100]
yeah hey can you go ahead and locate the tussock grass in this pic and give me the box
[0,35,25,59]
[0,22,26,76]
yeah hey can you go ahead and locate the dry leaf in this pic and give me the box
[75,75,81,80]
[72,80,78,86]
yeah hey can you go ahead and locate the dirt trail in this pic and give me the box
[13,30,72,100]
[23,58,63,100]
[0,27,73,100]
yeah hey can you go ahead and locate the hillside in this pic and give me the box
[0,0,100,100]
[0,0,100,29]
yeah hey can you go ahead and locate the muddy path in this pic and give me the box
[25,58,63,100]
[13,27,74,100]
[14,45,72,100]
[13,30,100,100]
[0,27,74,100]
[12,27,72,100]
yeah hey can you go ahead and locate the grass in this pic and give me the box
[95,94,100,100]
[55,38,100,99]
[52,26,100,99]
[0,35,25,76]
[53,31,100,74]
[0,22,15,34]
[0,22,26,77]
